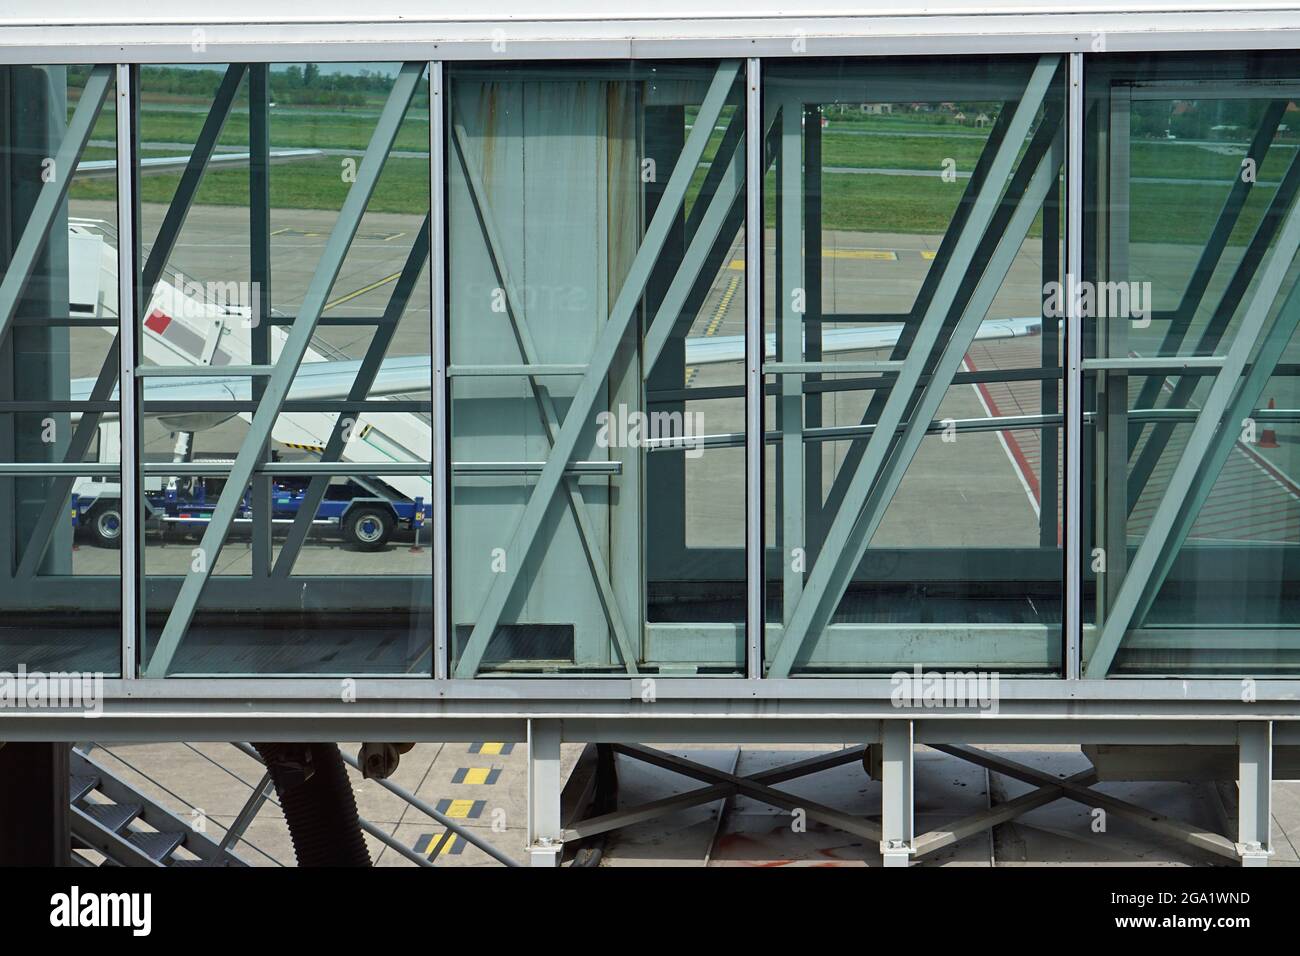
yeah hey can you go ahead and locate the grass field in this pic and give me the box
[67,94,1300,243]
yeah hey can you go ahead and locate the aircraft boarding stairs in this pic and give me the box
[70,217,432,503]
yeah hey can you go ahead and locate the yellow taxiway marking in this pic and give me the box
[443,799,477,819]
[728,248,898,268]
[324,271,401,311]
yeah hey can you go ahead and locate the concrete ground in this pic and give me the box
[87,740,1300,867]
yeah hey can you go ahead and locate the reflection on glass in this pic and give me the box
[447,61,747,676]
[133,62,433,677]
[1084,52,1300,676]
[1,65,120,674]
[761,56,1067,676]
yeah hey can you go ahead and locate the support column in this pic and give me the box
[527,719,563,867]
[0,743,70,865]
[1237,721,1272,867]
[249,64,273,578]
[880,720,915,867]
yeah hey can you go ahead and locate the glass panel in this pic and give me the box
[761,56,1067,676]
[1084,52,1300,676]
[446,61,747,676]
[0,65,120,676]
[135,62,433,677]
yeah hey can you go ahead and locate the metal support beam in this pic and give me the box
[249,63,273,578]
[527,719,563,867]
[745,57,764,678]
[117,63,140,679]
[145,62,425,677]
[431,61,449,681]
[453,60,741,677]
[880,721,915,866]
[777,98,805,635]
[1064,52,1084,679]
[0,65,111,349]
[1237,722,1272,866]
[210,771,273,865]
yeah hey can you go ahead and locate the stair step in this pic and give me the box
[126,830,185,863]
[85,801,142,833]
[70,774,99,803]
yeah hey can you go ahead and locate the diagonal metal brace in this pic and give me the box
[0,65,112,350]
[934,745,1239,861]
[271,213,431,578]
[17,66,249,579]
[146,62,425,677]
[450,121,640,673]
[767,56,1061,677]
[1085,180,1300,678]
[611,743,882,844]
[565,745,867,842]
[453,61,742,677]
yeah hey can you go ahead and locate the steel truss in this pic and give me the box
[542,726,1276,868]
[0,46,1295,685]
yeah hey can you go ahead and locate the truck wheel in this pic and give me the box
[89,504,123,549]
[343,506,393,551]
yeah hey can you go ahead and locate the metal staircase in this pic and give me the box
[69,748,248,867]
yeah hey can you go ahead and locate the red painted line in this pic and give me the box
[963,351,1040,504]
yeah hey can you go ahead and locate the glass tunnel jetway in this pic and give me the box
[3,51,1300,678]
[4,5,1300,867]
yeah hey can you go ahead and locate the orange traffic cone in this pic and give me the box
[1259,398,1280,449]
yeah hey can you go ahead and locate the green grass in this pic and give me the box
[68,95,1300,243]
[71,156,429,215]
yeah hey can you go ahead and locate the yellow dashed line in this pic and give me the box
[442,799,477,819]
[825,248,897,261]
[426,833,460,858]
[460,768,492,785]
[686,274,741,386]
[921,250,937,260]
[730,249,901,267]
[325,271,401,311]
[477,742,505,755]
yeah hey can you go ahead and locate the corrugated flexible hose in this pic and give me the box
[253,742,372,867]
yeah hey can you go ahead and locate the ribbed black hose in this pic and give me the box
[254,743,372,867]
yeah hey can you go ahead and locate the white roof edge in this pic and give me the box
[5,4,1300,58]
[6,2,1300,25]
